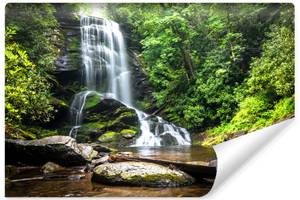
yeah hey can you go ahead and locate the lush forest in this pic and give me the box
[5,4,81,139]
[107,3,295,145]
[5,3,294,146]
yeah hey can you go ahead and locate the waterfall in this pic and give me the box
[69,15,191,146]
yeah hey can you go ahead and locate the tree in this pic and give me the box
[246,25,294,97]
[5,26,54,124]
[5,3,60,70]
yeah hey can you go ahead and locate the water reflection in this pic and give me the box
[120,145,216,163]
[6,168,212,197]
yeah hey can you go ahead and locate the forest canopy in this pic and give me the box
[5,3,294,145]
[106,3,294,145]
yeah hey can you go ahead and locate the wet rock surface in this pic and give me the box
[42,162,65,174]
[5,166,212,197]
[76,96,140,147]
[92,161,195,187]
[5,136,98,166]
[85,143,116,153]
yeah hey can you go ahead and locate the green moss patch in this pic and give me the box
[82,122,106,130]
[84,94,101,110]
[98,131,119,143]
[120,129,138,139]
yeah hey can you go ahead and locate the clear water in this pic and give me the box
[6,146,216,197]
[6,169,212,197]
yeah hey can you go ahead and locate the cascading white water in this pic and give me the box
[133,110,191,146]
[69,91,92,138]
[69,15,191,146]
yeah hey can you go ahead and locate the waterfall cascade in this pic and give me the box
[69,16,191,146]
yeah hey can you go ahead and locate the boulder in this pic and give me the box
[41,162,65,174]
[76,95,140,147]
[91,155,110,166]
[5,136,98,166]
[92,161,195,187]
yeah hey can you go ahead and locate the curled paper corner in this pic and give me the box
[208,118,295,195]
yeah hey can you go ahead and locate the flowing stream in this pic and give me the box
[69,16,191,146]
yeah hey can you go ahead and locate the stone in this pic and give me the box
[91,155,110,166]
[76,97,141,147]
[41,162,65,174]
[115,152,133,157]
[77,143,99,160]
[92,161,195,187]
[87,143,116,153]
[5,136,98,166]
[68,174,85,181]
[120,129,138,139]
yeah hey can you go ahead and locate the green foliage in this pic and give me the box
[246,26,294,97]
[271,96,295,121]
[4,4,83,133]
[6,3,60,70]
[203,20,294,145]
[5,26,54,123]
[5,123,37,140]
[5,3,294,146]
[204,96,294,146]
[108,3,294,144]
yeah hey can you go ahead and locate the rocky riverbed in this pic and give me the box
[5,136,217,197]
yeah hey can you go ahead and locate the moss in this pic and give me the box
[84,113,104,122]
[24,126,58,139]
[120,129,138,138]
[5,124,59,140]
[82,122,106,130]
[111,172,192,187]
[84,94,101,110]
[107,111,137,128]
[37,130,58,138]
[90,143,118,153]
[77,98,140,145]
[141,173,191,186]
[98,131,119,143]
[13,128,37,140]
[50,97,68,108]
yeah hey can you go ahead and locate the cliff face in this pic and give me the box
[45,12,82,131]
[127,49,156,113]
[53,12,82,99]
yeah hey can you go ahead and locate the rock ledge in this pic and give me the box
[92,161,195,187]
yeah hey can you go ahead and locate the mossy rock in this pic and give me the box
[98,131,119,143]
[75,97,141,146]
[5,124,60,140]
[96,128,139,146]
[120,129,138,139]
[92,162,195,187]
[84,93,101,110]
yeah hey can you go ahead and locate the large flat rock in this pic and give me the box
[5,136,98,166]
[92,161,195,187]
[115,146,217,179]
